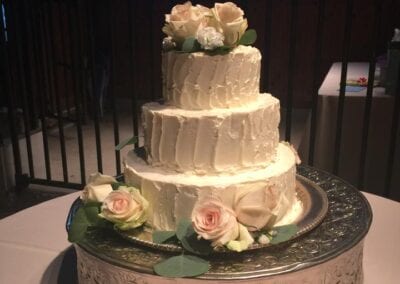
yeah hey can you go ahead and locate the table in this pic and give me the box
[0,175,399,283]
[298,62,400,199]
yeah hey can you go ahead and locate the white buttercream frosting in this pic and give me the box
[162,45,261,110]
[124,143,300,231]
[122,42,302,235]
[143,94,280,174]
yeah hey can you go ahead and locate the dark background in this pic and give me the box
[95,0,400,107]
[2,0,400,114]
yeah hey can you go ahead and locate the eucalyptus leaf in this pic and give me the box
[68,207,90,243]
[180,229,213,255]
[95,218,114,229]
[176,219,213,255]
[176,219,192,240]
[182,37,201,53]
[153,231,176,244]
[83,203,102,225]
[153,255,209,278]
[270,224,298,245]
[115,136,138,151]
[111,182,126,191]
[205,46,232,56]
[238,29,257,46]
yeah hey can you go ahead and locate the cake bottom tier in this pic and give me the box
[124,143,299,231]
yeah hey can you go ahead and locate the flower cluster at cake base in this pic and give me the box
[162,2,257,54]
[68,173,148,244]
[68,172,299,278]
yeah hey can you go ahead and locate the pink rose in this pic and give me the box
[191,199,239,247]
[99,186,148,230]
[234,185,281,231]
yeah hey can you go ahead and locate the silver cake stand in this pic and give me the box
[70,166,372,284]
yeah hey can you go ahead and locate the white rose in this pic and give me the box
[257,234,270,245]
[212,2,248,46]
[191,199,239,247]
[226,223,254,252]
[196,27,224,50]
[99,186,148,230]
[81,184,113,203]
[80,173,117,203]
[234,185,281,231]
[162,2,210,45]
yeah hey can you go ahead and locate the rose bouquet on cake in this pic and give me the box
[162,2,257,54]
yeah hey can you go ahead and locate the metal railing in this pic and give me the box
[1,0,399,199]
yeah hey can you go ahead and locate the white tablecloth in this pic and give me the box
[0,190,399,284]
[299,62,400,199]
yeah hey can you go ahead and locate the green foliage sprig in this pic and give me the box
[152,219,211,277]
[178,29,257,55]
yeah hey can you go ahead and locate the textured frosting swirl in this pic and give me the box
[162,45,261,110]
[142,94,280,174]
[124,143,299,231]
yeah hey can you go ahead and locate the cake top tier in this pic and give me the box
[161,2,259,110]
[162,2,255,52]
[162,46,261,110]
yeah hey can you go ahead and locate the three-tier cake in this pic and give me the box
[69,3,372,283]
[124,3,302,237]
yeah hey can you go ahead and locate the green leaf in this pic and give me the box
[83,203,102,225]
[115,136,138,151]
[205,46,232,56]
[238,29,257,46]
[95,218,114,230]
[181,230,213,255]
[153,231,176,244]
[176,219,192,240]
[111,182,126,191]
[182,37,201,53]
[153,255,209,278]
[68,207,91,243]
[270,224,298,245]
[176,219,213,255]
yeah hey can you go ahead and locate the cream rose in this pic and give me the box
[226,223,254,252]
[191,199,239,247]
[99,186,148,230]
[212,2,248,46]
[234,185,281,231]
[162,2,210,45]
[80,173,117,203]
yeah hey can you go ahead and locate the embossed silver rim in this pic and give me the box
[67,167,374,280]
[114,175,329,253]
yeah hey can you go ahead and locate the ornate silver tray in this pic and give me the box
[67,166,373,281]
[114,175,328,253]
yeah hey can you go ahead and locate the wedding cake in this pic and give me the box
[124,2,302,239]
[70,3,371,283]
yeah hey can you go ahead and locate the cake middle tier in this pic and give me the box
[143,94,280,174]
